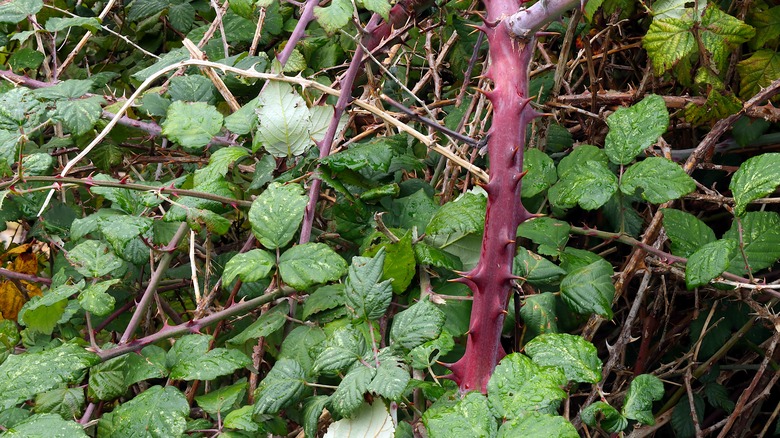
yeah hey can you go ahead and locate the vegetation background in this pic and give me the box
[0,0,778,435]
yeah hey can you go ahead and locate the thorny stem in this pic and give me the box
[444,0,579,393]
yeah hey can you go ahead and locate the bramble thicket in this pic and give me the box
[0,0,779,435]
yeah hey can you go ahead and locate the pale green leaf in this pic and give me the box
[643,17,695,74]
[747,5,780,49]
[253,81,311,157]
[0,0,43,23]
[737,49,780,100]
[78,279,120,316]
[195,379,247,416]
[314,0,351,33]
[323,401,394,437]
[309,105,348,143]
[162,101,224,150]
[44,16,101,32]
[193,146,250,186]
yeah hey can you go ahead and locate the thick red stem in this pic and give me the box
[447,2,537,393]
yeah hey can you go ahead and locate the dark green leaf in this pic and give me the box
[604,95,669,165]
[620,157,695,203]
[729,153,780,216]
[390,298,445,350]
[367,352,409,400]
[279,243,348,290]
[622,374,664,425]
[344,248,393,320]
[248,183,308,249]
[426,192,486,249]
[581,402,628,433]
[520,293,559,338]
[67,240,124,277]
[723,211,780,275]
[662,208,716,258]
[0,0,43,23]
[302,284,345,320]
[222,249,275,285]
[523,148,557,198]
[0,342,99,410]
[167,334,250,380]
[303,395,329,438]
[79,279,119,316]
[517,217,571,257]
[33,386,85,419]
[228,304,287,345]
[88,356,128,401]
[560,259,615,318]
[125,346,168,385]
[97,386,189,438]
[525,333,602,383]
[423,391,497,438]
[195,378,247,416]
[314,325,366,373]
[514,247,567,286]
[487,353,567,418]
[329,364,376,417]
[497,412,578,438]
[254,358,307,414]
[685,239,736,289]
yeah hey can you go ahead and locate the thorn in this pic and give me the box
[506,239,516,245]
[518,169,529,179]
[500,309,509,315]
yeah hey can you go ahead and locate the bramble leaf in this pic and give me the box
[525,333,603,383]
[623,374,665,425]
[487,353,567,418]
[253,81,311,157]
[344,248,393,320]
[620,157,696,204]
[222,249,276,285]
[729,153,780,216]
[162,101,223,150]
[254,358,307,415]
[662,208,717,258]
[278,243,348,290]
[248,182,308,249]
[604,95,669,165]
[560,259,615,319]
[548,160,618,210]
[685,239,737,289]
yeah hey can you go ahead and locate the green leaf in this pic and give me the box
[302,284,345,320]
[303,395,329,438]
[279,243,348,290]
[78,279,119,316]
[729,153,780,216]
[279,326,327,376]
[560,259,615,319]
[88,356,128,401]
[124,346,167,385]
[556,145,608,179]
[0,0,43,23]
[423,391,497,438]
[622,374,664,425]
[44,16,101,32]
[222,405,258,431]
[426,192,486,248]
[390,298,445,350]
[747,5,780,49]
[517,217,571,257]
[364,233,416,294]
[548,160,618,210]
[0,320,20,365]
[487,353,567,418]
[409,330,454,369]
[581,402,628,433]
[685,239,737,289]
[321,135,404,174]
[224,97,260,135]
[1,413,87,437]
[161,101,224,150]
[644,17,695,74]
[662,208,717,258]
[620,157,695,203]
[168,1,196,33]
[314,325,366,373]
[344,248,393,320]
[525,333,603,383]
[132,48,189,82]
[194,146,250,186]
[329,365,376,417]
[520,293,559,338]
[18,282,82,334]
[323,401,395,436]
[97,386,189,438]
[737,50,780,100]
[253,81,311,157]
[604,95,669,165]
[0,88,43,131]
[723,212,780,275]
[497,412,578,438]
[53,96,104,136]
[523,148,558,198]
[367,352,409,400]
[652,0,688,19]
[0,342,99,410]
[167,334,250,381]
[127,0,167,21]
[33,386,85,419]
[228,304,287,345]
[700,5,755,73]
[248,182,308,249]
[361,0,390,20]
[314,0,351,33]
[8,48,44,71]
[583,0,604,21]
[514,247,567,286]
[254,358,307,414]
[413,243,463,270]
[195,379,247,416]
[222,249,275,285]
